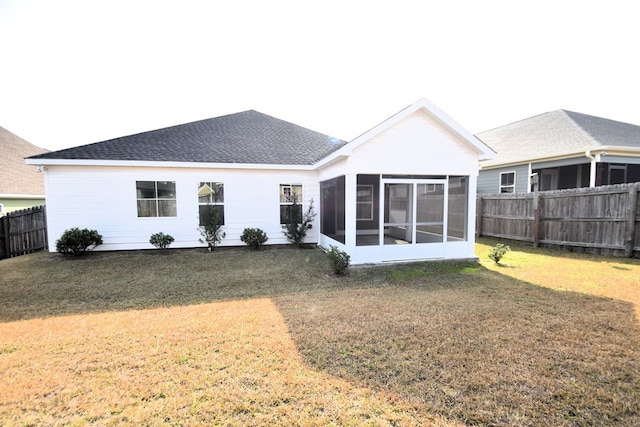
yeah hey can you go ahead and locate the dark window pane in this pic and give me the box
[137,200,157,217]
[280,204,302,224]
[501,173,514,186]
[157,181,176,198]
[136,181,156,199]
[199,205,225,226]
[158,200,177,217]
[357,186,372,202]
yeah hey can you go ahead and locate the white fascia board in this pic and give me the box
[313,98,496,169]
[596,146,640,156]
[0,193,45,199]
[25,158,315,171]
[479,147,613,170]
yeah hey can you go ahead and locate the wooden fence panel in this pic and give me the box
[0,206,48,259]
[477,183,640,258]
[0,215,8,259]
[477,193,535,242]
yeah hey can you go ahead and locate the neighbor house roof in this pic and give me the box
[0,127,47,196]
[477,110,640,168]
[28,110,347,166]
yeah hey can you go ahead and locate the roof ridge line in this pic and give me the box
[560,110,601,147]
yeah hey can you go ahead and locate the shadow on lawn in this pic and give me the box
[273,265,640,426]
[0,247,351,322]
[2,247,640,425]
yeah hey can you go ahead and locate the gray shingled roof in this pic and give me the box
[477,110,640,167]
[0,127,47,195]
[29,110,347,165]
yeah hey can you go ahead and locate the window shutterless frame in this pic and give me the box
[499,171,516,193]
[136,181,177,217]
[279,184,303,224]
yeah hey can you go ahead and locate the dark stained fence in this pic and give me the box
[0,205,48,259]
[477,183,640,257]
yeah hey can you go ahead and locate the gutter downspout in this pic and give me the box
[585,150,597,187]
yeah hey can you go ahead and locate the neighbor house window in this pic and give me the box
[280,184,302,224]
[198,182,224,226]
[356,185,374,220]
[499,171,515,193]
[136,181,177,217]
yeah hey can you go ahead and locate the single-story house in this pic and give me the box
[27,99,495,264]
[0,126,47,215]
[476,110,640,194]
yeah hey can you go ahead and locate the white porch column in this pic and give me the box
[468,173,478,243]
[586,151,597,187]
[344,173,357,250]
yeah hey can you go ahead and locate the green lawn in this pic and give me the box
[1,241,639,426]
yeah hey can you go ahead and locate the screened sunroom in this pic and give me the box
[319,174,472,264]
[314,98,494,264]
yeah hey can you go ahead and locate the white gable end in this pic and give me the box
[345,110,480,175]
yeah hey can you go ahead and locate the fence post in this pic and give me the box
[531,174,540,248]
[625,184,638,257]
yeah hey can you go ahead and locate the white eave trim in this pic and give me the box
[313,98,495,169]
[25,158,316,171]
[480,146,640,170]
[0,193,45,199]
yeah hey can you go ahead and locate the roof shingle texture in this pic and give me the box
[0,127,47,195]
[29,110,346,165]
[476,110,640,166]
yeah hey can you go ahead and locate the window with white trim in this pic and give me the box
[356,185,373,220]
[136,181,177,217]
[280,184,302,224]
[499,171,516,193]
[198,182,224,226]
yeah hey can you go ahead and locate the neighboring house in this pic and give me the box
[26,99,494,264]
[476,110,640,194]
[0,126,47,215]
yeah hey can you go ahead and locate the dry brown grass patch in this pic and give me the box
[1,244,639,425]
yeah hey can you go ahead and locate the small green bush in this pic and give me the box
[149,232,175,249]
[56,227,103,256]
[327,245,350,275]
[488,243,511,264]
[282,199,317,247]
[240,228,268,249]
[198,208,225,251]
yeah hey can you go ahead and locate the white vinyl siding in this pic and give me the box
[44,166,317,252]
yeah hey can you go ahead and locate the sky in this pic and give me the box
[1,0,640,152]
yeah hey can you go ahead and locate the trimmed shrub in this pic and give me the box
[488,243,511,264]
[283,199,317,247]
[198,208,225,251]
[149,232,175,249]
[240,228,268,249]
[55,227,103,256]
[327,245,350,275]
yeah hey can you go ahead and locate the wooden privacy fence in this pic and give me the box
[476,183,640,258]
[0,205,48,259]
